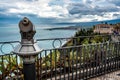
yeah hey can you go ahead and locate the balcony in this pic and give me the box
[0,35,120,80]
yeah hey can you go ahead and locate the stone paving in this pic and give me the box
[89,70,120,80]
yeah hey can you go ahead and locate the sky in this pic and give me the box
[0,0,120,25]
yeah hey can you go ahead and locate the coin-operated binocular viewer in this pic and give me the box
[13,17,42,80]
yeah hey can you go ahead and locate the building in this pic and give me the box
[94,24,114,34]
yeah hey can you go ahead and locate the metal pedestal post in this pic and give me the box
[23,63,36,80]
[13,17,42,80]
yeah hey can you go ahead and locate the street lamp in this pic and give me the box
[13,17,42,80]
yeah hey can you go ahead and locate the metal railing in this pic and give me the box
[0,35,110,55]
[0,35,120,80]
[36,42,120,80]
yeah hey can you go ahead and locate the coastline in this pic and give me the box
[44,26,80,30]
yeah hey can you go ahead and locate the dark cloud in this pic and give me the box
[85,0,93,4]
[68,2,120,17]
[68,3,92,15]
[49,0,64,6]
[0,14,20,24]
[113,13,120,18]
[94,5,119,13]
[0,8,5,12]
[108,0,120,6]
[0,13,60,25]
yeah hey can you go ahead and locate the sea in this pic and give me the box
[0,18,119,55]
[0,24,77,55]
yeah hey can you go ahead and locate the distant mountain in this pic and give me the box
[55,19,120,28]
[76,19,120,27]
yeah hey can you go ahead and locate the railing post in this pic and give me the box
[13,17,42,80]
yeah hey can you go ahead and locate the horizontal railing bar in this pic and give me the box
[42,41,119,51]
[36,35,111,41]
[0,53,16,56]
[0,41,20,44]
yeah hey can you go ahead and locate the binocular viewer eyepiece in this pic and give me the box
[19,17,36,41]
[22,18,29,25]
[19,17,34,32]
[13,17,42,65]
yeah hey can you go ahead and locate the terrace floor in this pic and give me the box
[89,70,120,80]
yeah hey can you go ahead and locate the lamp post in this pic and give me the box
[13,17,42,80]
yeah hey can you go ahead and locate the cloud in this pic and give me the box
[67,0,120,22]
[108,0,120,6]
[0,0,69,19]
[0,0,120,23]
